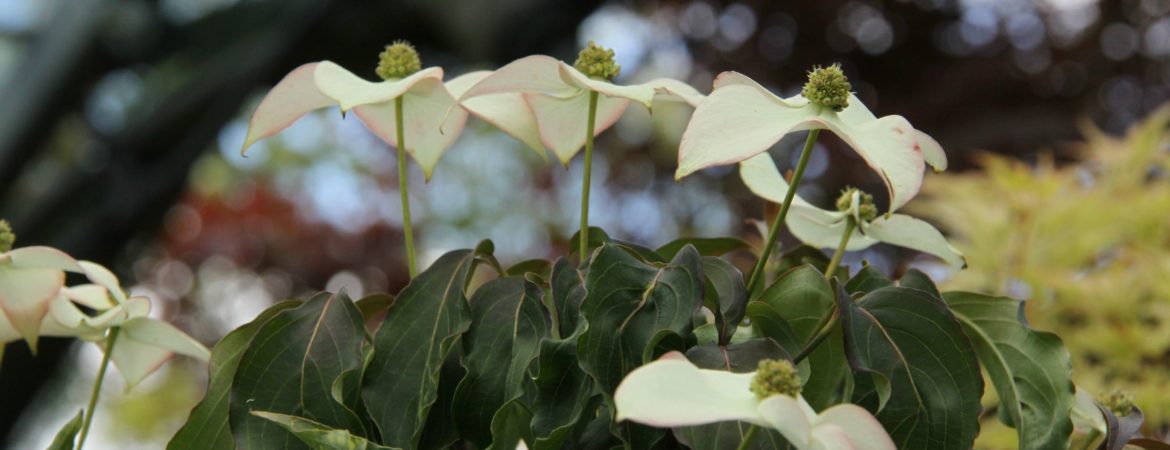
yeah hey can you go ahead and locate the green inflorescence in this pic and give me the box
[750,359,802,399]
[574,41,621,81]
[0,219,13,253]
[837,187,878,222]
[1100,390,1135,416]
[802,64,852,112]
[376,41,422,80]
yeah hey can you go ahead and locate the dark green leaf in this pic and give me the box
[567,226,611,259]
[576,243,704,448]
[251,411,396,450]
[549,257,585,339]
[898,269,940,298]
[230,292,368,450]
[684,339,789,373]
[749,265,844,409]
[486,399,535,450]
[354,294,394,322]
[656,237,751,259]
[843,264,891,295]
[577,243,704,394]
[169,301,301,449]
[417,351,465,450]
[775,245,830,274]
[506,259,551,278]
[701,256,747,345]
[46,409,83,450]
[528,337,598,450]
[612,239,668,264]
[362,249,478,449]
[742,303,802,357]
[841,287,984,450]
[452,277,550,448]
[944,291,1076,450]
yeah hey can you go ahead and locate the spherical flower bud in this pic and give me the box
[802,64,851,112]
[1100,389,1135,416]
[574,41,620,81]
[376,41,422,80]
[0,219,13,253]
[837,187,878,222]
[750,359,802,399]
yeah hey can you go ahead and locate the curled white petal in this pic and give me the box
[614,351,766,428]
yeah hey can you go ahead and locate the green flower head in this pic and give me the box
[837,187,878,222]
[574,41,621,81]
[0,219,13,253]
[750,359,802,399]
[802,64,851,112]
[376,41,422,80]
[1100,390,1135,416]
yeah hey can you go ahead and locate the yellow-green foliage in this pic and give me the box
[913,108,1170,443]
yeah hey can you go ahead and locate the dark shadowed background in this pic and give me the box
[1,0,1167,447]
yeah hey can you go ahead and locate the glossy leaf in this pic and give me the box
[897,270,940,298]
[486,399,535,450]
[843,264,891,295]
[505,259,551,278]
[229,292,368,450]
[944,291,1076,450]
[528,336,597,450]
[548,258,585,339]
[452,277,550,448]
[750,265,845,409]
[251,411,395,450]
[576,243,704,447]
[168,300,301,450]
[684,339,790,375]
[840,287,984,449]
[362,249,477,449]
[700,256,747,345]
[656,237,751,260]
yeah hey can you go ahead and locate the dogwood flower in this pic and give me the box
[739,154,966,268]
[454,41,704,164]
[614,352,894,450]
[676,67,947,211]
[0,223,208,386]
[239,42,469,180]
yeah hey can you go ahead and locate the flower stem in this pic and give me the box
[745,129,821,295]
[578,91,600,263]
[77,326,119,450]
[823,218,856,281]
[793,219,856,363]
[396,96,417,278]
[735,424,759,450]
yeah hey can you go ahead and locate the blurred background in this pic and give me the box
[0,0,1167,448]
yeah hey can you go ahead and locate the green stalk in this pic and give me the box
[77,327,119,450]
[578,91,600,262]
[745,129,821,294]
[822,218,856,281]
[396,96,417,278]
[735,424,760,450]
[793,218,856,363]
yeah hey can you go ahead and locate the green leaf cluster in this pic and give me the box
[167,230,1082,450]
